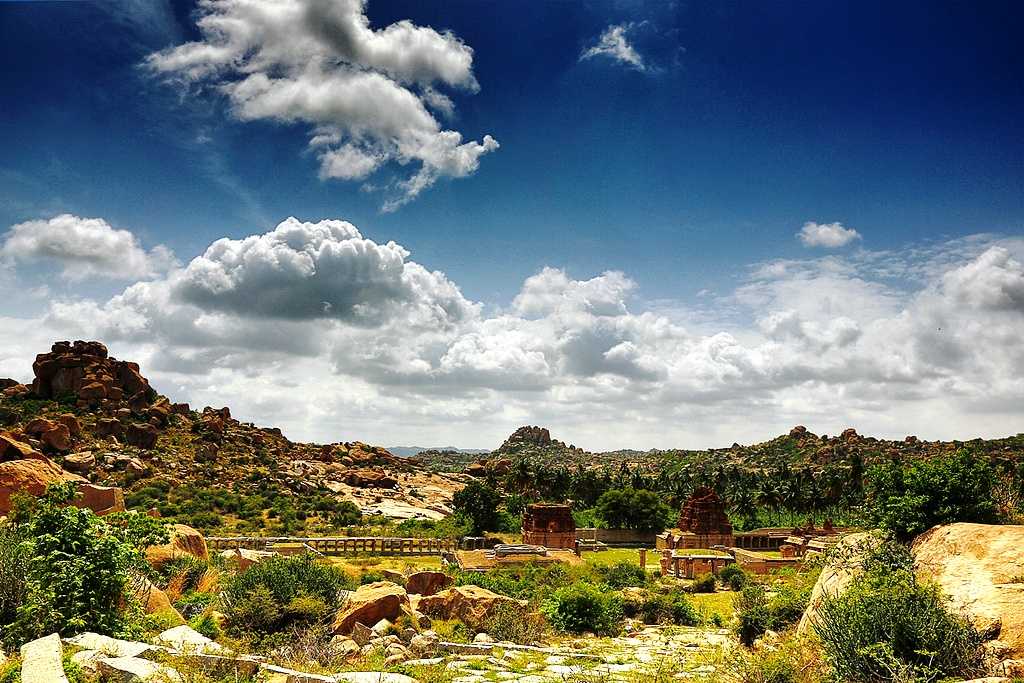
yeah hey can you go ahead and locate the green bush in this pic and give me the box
[542,582,622,635]
[735,584,809,646]
[719,563,749,590]
[482,601,549,644]
[864,450,1000,541]
[596,560,648,589]
[639,589,699,626]
[221,554,353,634]
[189,612,222,640]
[814,563,984,681]
[689,572,716,593]
[595,488,672,531]
[0,526,28,629]
[1,483,168,645]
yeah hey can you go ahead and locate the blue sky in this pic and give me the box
[0,1,1022,448]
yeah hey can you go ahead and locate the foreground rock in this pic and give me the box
[332,582,410,635]
[155,625,224,654]
[0,457,69,514]
[406,570,453,596]
[416,585,527,628]
[96,656,181,683]
[20,634,68,683]
[913,523,1024,657]
[797,532,873,635]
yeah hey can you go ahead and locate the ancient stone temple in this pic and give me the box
[521,503,576,549]
[657,488,734,549]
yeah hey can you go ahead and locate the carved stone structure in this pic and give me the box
[521,503,576,549]
[657,488,734,549]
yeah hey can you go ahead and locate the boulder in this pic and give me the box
[74,483,126,515]
[220,547,275,571]
[125,422,159,450]
[40,423,72,451]
[155,625,224,654]
[797,532,875,635]
[63,451,95,473]
[405,570,453,596]
[146,524,209,568]
[96,656,181,683]
[0,457,67,514]
[335,674,416,683]
[96,418,125,439]
[57,413,82,437]
[332,582,410,635]
[913,523,1024,657]
[416,585,527,628]
[64,633,155,659]
[129,576,185,625]
[20,633,68,683]
[0,432,44,461]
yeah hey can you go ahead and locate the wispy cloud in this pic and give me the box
[580,23,648,72]
[798,221,862,248]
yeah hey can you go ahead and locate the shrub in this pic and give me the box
[689,572,716,593]
[814,568,984,681]
[596,560,648,589]
[482,602,549,644]
[639,589,699,626]
[221,554,353,634]
[719,563,749,591]
[543,583,622,635]
[595,488,672,532]
[2,482,168,645]
[189,612,222,640]
[0,526,28,629]
[735,584,809,646]
[330,500,362,527]
[864,450,1000,541]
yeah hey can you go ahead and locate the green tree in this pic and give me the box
[452,480,502,535]
[595,488,672,531]
[864,450,999,540]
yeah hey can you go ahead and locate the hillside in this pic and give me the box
[0,341,468,532]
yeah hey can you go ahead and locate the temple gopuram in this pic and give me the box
[657,488,734,549]
[521,503,576,549]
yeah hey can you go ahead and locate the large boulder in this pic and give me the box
[332,582,410,635]
[74,483,126,516]
[20,633,68,683]
[145,524,209,568]
[405,570,453,596]
[0,457,67,514]
[0,432,44,462]
[416,585,526,628]
[129,576,185,626]
[797,532,875,635]
[913,523,1024,657]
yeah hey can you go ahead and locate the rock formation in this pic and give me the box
[31,341,157,411]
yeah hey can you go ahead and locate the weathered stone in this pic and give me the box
[130,576,185,625]
[913,523,1024,657]
[335,673,417,683]
[57,413,82,436]
[156,625,224,654]
[96,418,125,439]
[798,532,875,635]
[146,524,209,568]
[332,582,410,635]
[65,633,156,659]
[417,585,527,629]
[351,621,374,646]
[0,457,66,515]
[0,432,44,461]
[125,423,159,450]
[74,483,126,515]
[20,633,68,683]
[406,570,454,596]
[63,451,96,472]
[40,423,72,451]
[96,656,181,682]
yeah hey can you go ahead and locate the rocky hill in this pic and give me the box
[0,341,468,531]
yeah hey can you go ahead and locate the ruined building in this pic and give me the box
[657,488,734,549]
[521,503,576,549]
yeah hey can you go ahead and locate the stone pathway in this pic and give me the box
[435,626,733,683]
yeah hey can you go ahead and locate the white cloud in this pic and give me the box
[0,214,175,281]
[3,216,1022,450]
[797,221,862,248]
[146,0,497,209]
[580,23,647,72]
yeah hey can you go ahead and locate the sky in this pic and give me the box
[0,0,1022,450]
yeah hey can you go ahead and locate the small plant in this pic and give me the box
[735,583,809,646]
[542,582,623,635]
[639,589,699,626]
[189,612,222,640]
[689,572,717,593]
[483,602,549,644]
[595,560,648,589]
[719,563,749,590]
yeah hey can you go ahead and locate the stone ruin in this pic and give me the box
[658,487,734,549]
[521,503,576,549]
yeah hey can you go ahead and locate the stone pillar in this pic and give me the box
[639,547,647,569]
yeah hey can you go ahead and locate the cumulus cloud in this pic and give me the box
[0,214,175,281]
[146,0,498,209]
[4,215,1023,449]
[580,23,647,72]
[797,221,862,248]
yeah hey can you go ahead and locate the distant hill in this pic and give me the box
[388,445,490,458]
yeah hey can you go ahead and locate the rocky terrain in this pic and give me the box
[0,341,467,526]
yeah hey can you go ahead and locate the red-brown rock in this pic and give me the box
[125,422,159,449]
[416,585,526,628]
[0,433,44,462]
[145,524,209,568]
[0,457,66,514]
[332,582,410,635]
[95,418,124,439]
[405,571,453,596]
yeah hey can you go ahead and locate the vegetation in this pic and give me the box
[451,480,501,535]
[220,554,354,636]
[595,487,672,531]
[813,539,984,682]
[542,582,623,635]
[863,449,1000,540]
[1,482,168,646]
[735,583,812,646]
